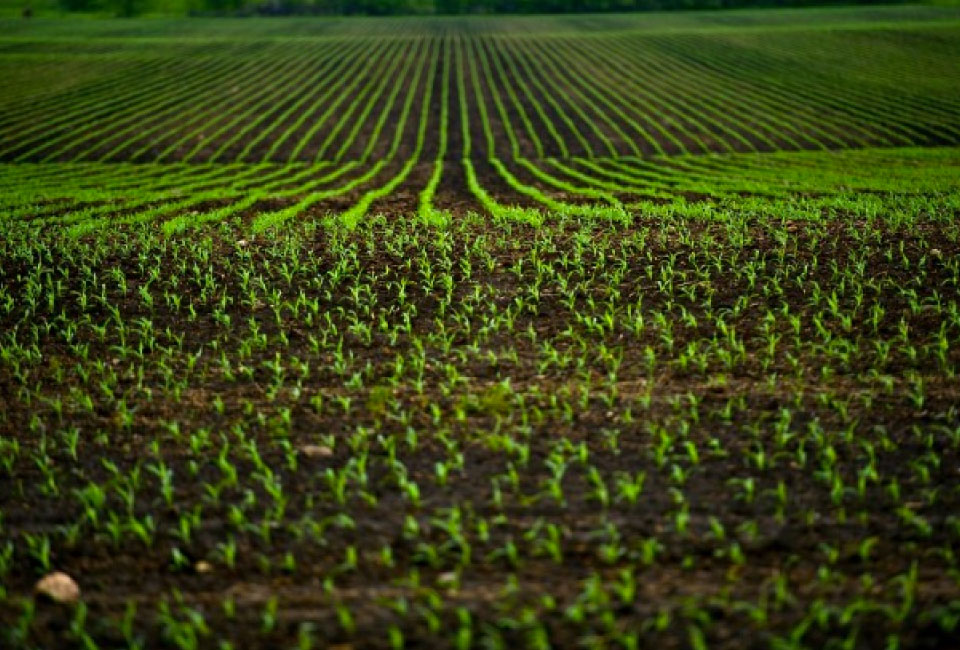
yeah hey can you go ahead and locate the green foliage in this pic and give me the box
[1,8,960,649]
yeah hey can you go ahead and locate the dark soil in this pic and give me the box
[1,208,959,649]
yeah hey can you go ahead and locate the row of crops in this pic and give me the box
[2,6,960,649]
[4,27,959,164]
[2,174,960,649]
[4,147,960,238]
[2,8,960,229]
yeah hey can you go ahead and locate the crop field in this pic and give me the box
[2,4,960,649]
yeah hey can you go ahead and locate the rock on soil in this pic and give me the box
[35,572,80,604]
[299,444,333,457]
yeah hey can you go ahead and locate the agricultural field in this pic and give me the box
[2,4,960,649]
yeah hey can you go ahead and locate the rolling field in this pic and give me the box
[2,5,960,649]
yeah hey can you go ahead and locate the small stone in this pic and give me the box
[35,572,80,605]
[237,239,249,248]
[437,571,458,587]
[300,444,333,458]
[930,248,942,258]
[195,561,213,574]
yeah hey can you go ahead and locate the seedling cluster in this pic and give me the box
[1,6,959,649]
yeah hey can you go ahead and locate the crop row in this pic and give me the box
[2,182,960,648]
[4,26,958,165]
[2,18,957,226]
[2,145,959,237]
